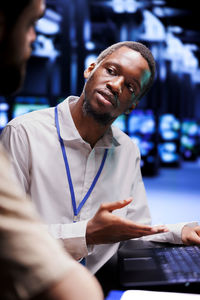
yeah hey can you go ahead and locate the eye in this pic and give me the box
[127,83,136,94]
[106,67,116,76]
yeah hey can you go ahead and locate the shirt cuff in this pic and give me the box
[168,221,199,244]
[141,221,199,244]
[48,220,94,261]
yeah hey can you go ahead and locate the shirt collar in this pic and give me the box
[57,96,120,149]
[58,96,81,141]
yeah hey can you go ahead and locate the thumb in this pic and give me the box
[100,198,133,213]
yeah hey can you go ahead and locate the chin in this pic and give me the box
[83,98,114,125]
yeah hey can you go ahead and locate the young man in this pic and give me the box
[0,1,103,299]
[1,41,200,275]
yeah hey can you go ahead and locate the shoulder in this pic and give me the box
[6,106,54,130]
[111,125,140,155]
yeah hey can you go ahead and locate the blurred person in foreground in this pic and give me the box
[0,0,103,299]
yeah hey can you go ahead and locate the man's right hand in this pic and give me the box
[86,198,168,245]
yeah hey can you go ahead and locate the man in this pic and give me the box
[0,1,103,299]
[1,41,200,275]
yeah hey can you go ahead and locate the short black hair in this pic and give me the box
[0,0,33,28]
[96,41,156,101]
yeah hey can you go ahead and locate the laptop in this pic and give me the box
[118,239,200,293]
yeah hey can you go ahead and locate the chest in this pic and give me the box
[29,130,137,221]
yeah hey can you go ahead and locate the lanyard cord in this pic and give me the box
[55,105,108,218]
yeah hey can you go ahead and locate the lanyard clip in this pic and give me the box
[73,215,79,222]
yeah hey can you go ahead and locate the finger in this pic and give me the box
[152,225,169,233]
[124,220,154,232]
[194,226,200,236]
[182,226,200,245]
[140,224,168,233]
[125,221,169,235]
[133,227,168,237]
[100,198,133,212]
[138,227,167,234]
[188,231,200,245]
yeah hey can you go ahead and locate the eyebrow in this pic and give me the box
[104,61,141,90]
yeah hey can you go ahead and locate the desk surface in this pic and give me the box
[105,290,200,300]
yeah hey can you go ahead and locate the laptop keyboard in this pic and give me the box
[156,246,200,282]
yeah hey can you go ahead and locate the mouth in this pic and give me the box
[97,90,116,107]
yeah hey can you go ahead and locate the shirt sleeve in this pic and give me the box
[0,143,78,300]
[47,220,94,260]
[126,144,198,244]
[141,222,199,244]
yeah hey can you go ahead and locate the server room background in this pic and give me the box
[1,0,200,226]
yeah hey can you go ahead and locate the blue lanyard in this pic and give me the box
[55,106,108,221]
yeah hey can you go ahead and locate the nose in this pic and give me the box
[29,27,37,45]
[106,76,124,97]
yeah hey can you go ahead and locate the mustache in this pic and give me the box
[97,89,119,107]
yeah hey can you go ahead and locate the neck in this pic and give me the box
[69,96,110,148]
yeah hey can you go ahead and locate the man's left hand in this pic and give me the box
[182,225,200,245]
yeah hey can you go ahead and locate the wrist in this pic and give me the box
[86,219,95,245]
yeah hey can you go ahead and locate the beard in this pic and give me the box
[0,62,25,96]
[82,95,115,126]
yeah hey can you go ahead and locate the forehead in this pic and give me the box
[19,0,45,22]
[102,46,150,72]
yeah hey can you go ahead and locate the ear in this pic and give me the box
[125,101,139,115]
[84,62,96,79]
[130,100,139,110]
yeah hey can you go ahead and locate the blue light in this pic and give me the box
[112,0,124,13]
[140,118,155,134]
[161,152,178,163]
[181,136,195,148]
[182,122,198,136]
[84,20,91,42]
[158,142,179,163]
[159,114,180,141]
[130,136,141,147]
[84,54,98,69]
[161,130,178,140]
[85,41,95,51]
[0,111,8,128]
[0,103,9,110]
[124,0,137,13]
[164,142,176,152]
[113,115,126,132]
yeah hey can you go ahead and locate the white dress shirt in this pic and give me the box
[1,97,197,274]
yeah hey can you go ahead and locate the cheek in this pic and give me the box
[16,42,32,65]
[13,44,28,65]
[119,92,133,108]
[10,34,26,62]
[85,75,98,94]
[16,29,33,61]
